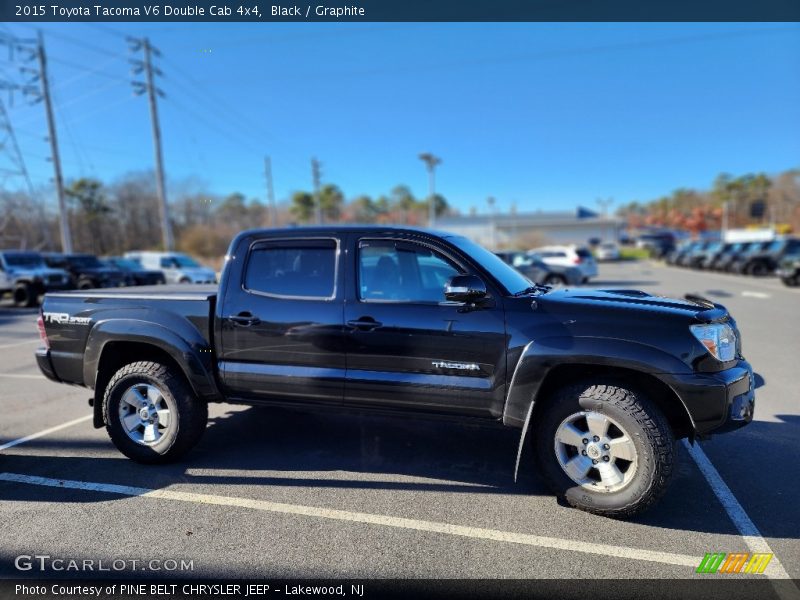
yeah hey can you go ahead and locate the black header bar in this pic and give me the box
[3,0,800,23]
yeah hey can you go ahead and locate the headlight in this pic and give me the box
[691,323,736,362]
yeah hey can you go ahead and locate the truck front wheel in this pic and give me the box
[533,382,674,518]
[103,361,208,464]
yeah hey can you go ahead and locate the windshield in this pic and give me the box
[3,253,44,268]
[109,258,140,271]
[69,255,104,269]
[173,254,200,268]
[448,236,533,295]
[767,240,784,253]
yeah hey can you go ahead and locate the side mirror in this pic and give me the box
[444,274,487,303]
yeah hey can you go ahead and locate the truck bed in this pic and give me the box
[40,285,217,387]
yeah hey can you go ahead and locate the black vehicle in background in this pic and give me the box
[728,241,773,275]
[636,232,676,258]
[36,226,755,519]
[103,257,166,286]
[739,238,800,277]
[44,253,127,290]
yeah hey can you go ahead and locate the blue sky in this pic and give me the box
[2,22,799,215]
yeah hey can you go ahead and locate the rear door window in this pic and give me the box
[244,239,337,299]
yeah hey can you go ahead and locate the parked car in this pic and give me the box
[44,253,127,290]
[495,251,582,286]
[0,250,71,307]
[694,241,729,270]
[728,242,773,275]
[682,242,711,269]
[37,226,755,518]
[776,252,800,286]
[531,245,598,283]
[636,233,676,258]
[714,242,753,272]
[125,251,217,284]
[102,257,166,286]
[595,242,621,261]
[737,238,800,277]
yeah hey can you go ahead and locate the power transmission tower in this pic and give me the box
[0,99,35,196]
[264,156,277,227]
[596,197,614,218]
[418,152,441,228]
[129,36,173,250]
[0,30,66,251]
[311,157,322,225]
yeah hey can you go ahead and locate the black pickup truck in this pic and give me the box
[35,227,755,518]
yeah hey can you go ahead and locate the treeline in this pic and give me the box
[617,170,800,234]
[0,173,451,260]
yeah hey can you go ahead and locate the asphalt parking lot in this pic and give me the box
[0,261,798,592]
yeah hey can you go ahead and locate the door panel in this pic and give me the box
[344,238,507,417]
[218,237,345,404]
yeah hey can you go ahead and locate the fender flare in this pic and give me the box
[84,317,219,426]
[507,336,694,482]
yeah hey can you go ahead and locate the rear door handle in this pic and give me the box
[228,313,261,326]
[347,318,382,331]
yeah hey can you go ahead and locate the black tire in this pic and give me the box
[581,276,589,284]
[533,382,674,519]
[12,282,37,307]
[750,262,769,277]
[77,278,95,290]
[781,275,799,287]
[179,277,192,284]
[103,361,208,464]
[543,274,567,286]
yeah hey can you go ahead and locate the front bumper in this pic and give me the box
[659,360,755,435]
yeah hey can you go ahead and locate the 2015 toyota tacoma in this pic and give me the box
[35,227,755,518]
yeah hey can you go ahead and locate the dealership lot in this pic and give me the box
[0,262,798,589]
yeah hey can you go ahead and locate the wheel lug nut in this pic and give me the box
[592,436,600,442]
[581,450,587,456]
[582,438,588,445]
[603,456,610,462]
[603,443,610,450]
[592,459,598,465]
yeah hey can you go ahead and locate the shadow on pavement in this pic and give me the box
[3,404,796,542]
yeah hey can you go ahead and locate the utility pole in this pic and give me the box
[419,152,441,228]
[36,31,72,253]
[311,157,322,225]
[130,37,173,250]
[264,156,277,227]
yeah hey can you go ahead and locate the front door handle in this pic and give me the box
[347,318,382,331]
[228,313,261,327]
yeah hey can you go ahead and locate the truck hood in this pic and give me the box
[539,288,728,323]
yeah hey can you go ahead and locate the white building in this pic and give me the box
[436,206,623,250]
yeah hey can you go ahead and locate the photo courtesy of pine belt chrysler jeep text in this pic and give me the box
[35,227,755,518]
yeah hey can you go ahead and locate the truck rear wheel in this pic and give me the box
[533,382,674,519]
[103,361,208,464]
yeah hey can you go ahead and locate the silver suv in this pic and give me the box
[0,251,72,307]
